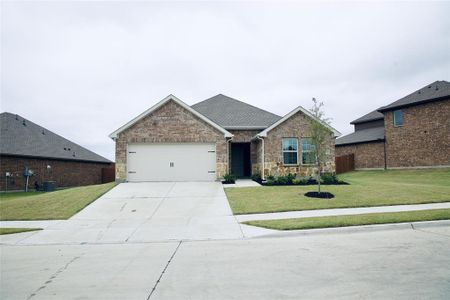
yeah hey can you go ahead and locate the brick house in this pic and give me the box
[336,80,450,169]
[109,94,340,182]
[0,113,113,191]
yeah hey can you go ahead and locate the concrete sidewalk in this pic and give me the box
[236,202,450,222]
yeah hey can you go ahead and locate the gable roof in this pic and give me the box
[256,105,341,138]
[350,109,384,125]
[191,94,281,129]
[109,94,233,139]
[335,126,385,146]
[378,80,450,112]
[0,112,111,163]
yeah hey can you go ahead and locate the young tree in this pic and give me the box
[308,98,332,194]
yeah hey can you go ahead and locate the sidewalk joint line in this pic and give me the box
[147,240,182,299]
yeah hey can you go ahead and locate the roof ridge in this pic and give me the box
[192,94,281,118]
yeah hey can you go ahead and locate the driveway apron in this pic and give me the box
[7,182,243,245]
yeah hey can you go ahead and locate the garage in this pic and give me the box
[127,143,217,182]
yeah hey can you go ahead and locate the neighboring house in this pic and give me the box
[336,80,450,169]
[0,112,113,190]
[109,94,340,182]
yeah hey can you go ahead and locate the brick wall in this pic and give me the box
[115,100,228,180]
[263,110,335,177]
[335,141,385,169]
[0,156,112,191]
[384,100,450,168]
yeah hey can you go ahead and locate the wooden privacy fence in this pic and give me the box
[101,167,115,183]
[335,154,355,174]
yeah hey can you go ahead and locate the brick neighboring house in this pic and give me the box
[0,113,113,191]
[109,94,341,182]
[336,80,450,169]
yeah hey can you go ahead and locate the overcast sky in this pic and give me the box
[2,1,449,161]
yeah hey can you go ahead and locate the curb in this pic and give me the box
[250,220,450,239]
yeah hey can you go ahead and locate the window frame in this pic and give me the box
[301,137,317,166]
[393,109,404,127]
[282,137,299,166]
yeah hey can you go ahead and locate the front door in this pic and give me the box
[231,143,251,178]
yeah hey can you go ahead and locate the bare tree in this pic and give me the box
[308,98,332,194]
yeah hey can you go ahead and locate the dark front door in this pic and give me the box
[231,143,251,178]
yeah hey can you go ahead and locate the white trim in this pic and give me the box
[109,94,233,139]
[256,105,341,138]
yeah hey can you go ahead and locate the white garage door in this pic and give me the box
[127,143,217,182]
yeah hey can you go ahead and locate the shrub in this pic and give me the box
[321,173,339,185]
[275,176,289,185]
[292,179,302,185]
[223,173,236,184]
[286,173,296,183]
[267,175,275,181]
[266,180,274,186]
[251,173,262,183]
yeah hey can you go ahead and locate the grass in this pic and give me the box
[0,228,42,235]
[244,208,450,230]
[225,168,450,214]
[0,182,116,221]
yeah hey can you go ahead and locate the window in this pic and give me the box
[282,138,298,165]
[393,110,403,127]
[301,138,316,165]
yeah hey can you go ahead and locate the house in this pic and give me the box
[0,112,113,190]
[335,80,450,169]
[109,94,340,182]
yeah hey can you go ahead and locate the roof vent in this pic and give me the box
[42,129,45,135]
[72,152,76,157]
[15,114,18,120]
[22,119,26,126]
[418,90,421,94]
[64,147,67,150]
[428,85,431,88]
[435,85,439,91]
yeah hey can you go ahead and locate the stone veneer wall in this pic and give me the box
[335,141,385,169]
[263,110,335,177]
[384,99,450,168]
[115,100,228,181]
[0,156,112,191]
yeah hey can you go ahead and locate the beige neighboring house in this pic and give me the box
[109,94,340,182]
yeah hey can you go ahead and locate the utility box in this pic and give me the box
[43,181,56,192]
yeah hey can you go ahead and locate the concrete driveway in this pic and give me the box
[5,182,243,245]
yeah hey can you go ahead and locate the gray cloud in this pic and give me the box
[2,1,449,160]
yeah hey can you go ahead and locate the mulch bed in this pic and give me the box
[304,191,335,199]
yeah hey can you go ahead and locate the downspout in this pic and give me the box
[257,136,265,180]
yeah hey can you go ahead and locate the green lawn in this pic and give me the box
[225,168,450,214]
[0,182,116,221]
[0,228,42,235]
[245,208,450,230]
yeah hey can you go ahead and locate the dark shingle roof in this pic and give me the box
[0,112,111,163]
[350,109,384,124]
[191,94,281,129]
[335,126,385,146]
[379,80,450,112]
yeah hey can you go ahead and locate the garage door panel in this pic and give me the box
[127,144,216,182]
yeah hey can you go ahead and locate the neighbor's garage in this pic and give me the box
[127,143,216,181]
